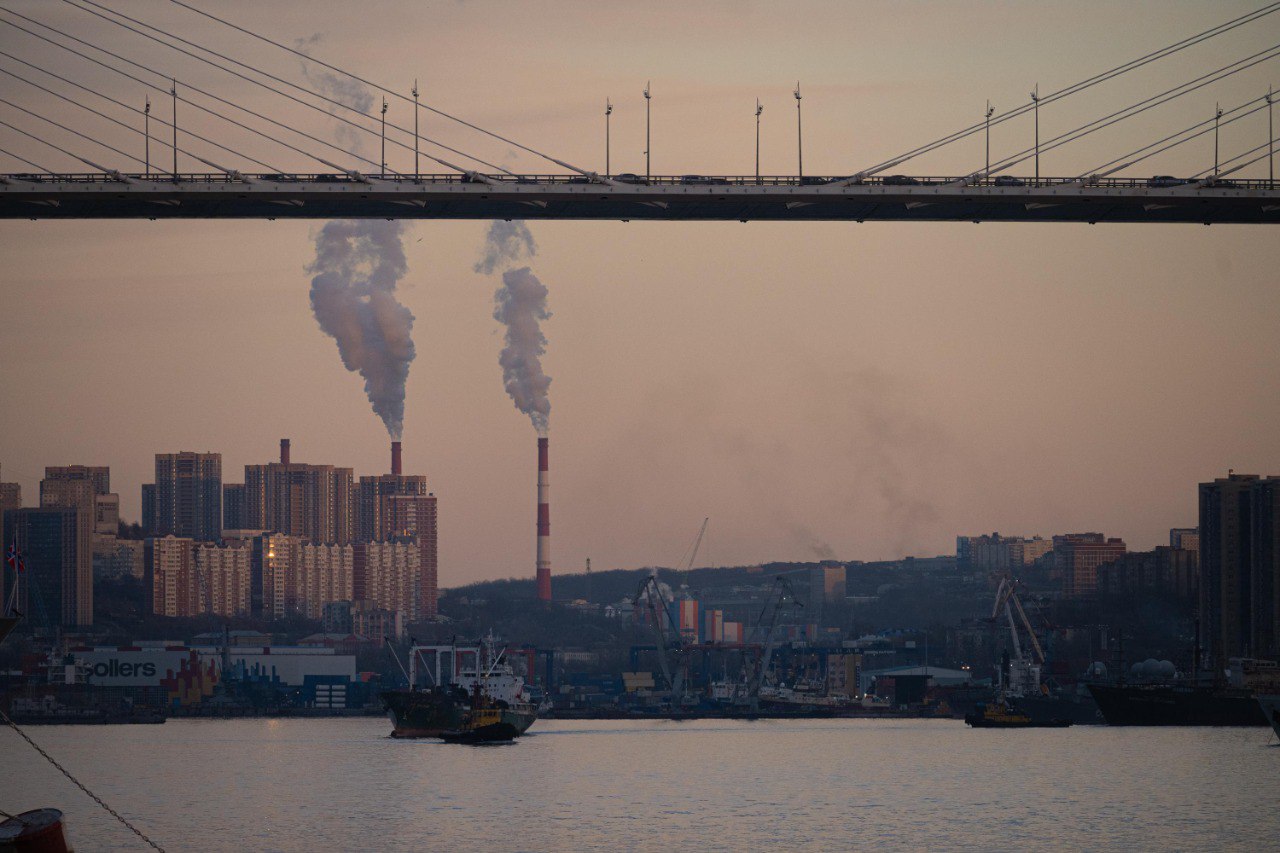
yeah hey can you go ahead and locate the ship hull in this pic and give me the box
[381,688,537,738]
[1012,693,1104,725]
[1088,683,1267,726]
[965,716,1072,728]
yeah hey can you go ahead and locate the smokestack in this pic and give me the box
[391,440,403,477]
[280,438,291,465]
[536,436,551,602]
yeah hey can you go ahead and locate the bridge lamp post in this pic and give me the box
[794,83,803,182]
[1268,87,1275,188]
[1214,103,1223,176]
[381,97,388,177]
[144,96,150,177]
[413,80,420,180]
[170,80,178,180]
[644,82,651,180]
[1030,84,1040,183]
[606,99,613,177]
[985,100,994,179]
[755,99,763,184]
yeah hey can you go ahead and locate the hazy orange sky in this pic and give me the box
[2,1,1278,585]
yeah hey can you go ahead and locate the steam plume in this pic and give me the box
[297,39,416,440]
[474,220,536,275]
[476,221,551,433]
[308,220,415,439]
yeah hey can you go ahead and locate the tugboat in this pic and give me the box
[381,634,538,739]
[965,701,1072,728]
[440,688,521,744]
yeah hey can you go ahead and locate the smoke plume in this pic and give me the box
[297,37,417,440]
[308,220,415,439]
[474,220,537,275]
[477,221,552,434]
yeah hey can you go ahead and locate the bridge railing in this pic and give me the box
[2,172,1276,190]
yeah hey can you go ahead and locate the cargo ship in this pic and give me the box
[1087,682,1267,726]
[381,636,537,739]
[1088,658,1277,727]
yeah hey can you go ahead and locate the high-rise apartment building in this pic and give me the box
[1095,546,1198,600]
[244,440,353,545]
[3,506,91,627]
[141,483,156,534]
[1201,474,1280,661]
[146,534,198,618]
[36,470,97,625]
[353,540,421,621]
[193,541,251,618]
[251,532,299,621]
[294,542,354,620]
[357,443,438,618]
[43,465,110,497]
[0,464,20,515]
[154,452,222,542]
[223,483,247,531]
[1170,527,1200,554]
[1054,533,1127,597]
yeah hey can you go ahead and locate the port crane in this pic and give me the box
[633,573,693,708]
[739,576,803,711]
[990,576,1046,699]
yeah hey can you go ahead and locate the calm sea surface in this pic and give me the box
[2,718,1276,851]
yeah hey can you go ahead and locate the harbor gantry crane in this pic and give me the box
[634,573,693,709]
[741,576,803,711]
[990,576,1046,699]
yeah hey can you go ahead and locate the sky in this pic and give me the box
[1,1,1278,585]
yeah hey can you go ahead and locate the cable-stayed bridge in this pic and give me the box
[2,172,1277,224]
[0,0,1278,224]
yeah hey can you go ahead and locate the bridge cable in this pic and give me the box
[0,115,135,173]
[1190,133,1280,179]
[0,12,406,177]
[979,45,1280,177]
[0,60,285,173]
[0,145,53,173]
[0,30,385,178]
[160,0,591,175]
[849,2,1280,179]
[1081,90,1276,178]
[58,0,515,176]
[0,99,147,167]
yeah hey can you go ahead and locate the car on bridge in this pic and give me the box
[881,175,921,186]
[993,175,1026,186]
[614,173,650,185]
[680,175,730,185]
[1146,175,1191,187]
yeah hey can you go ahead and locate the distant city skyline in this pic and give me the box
[2,1,1278,584]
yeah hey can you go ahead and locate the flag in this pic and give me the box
[5,537,25,574]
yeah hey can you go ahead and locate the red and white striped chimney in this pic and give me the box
[391,440,403,477]
[536,436,551,601]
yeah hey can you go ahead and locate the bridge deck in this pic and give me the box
[2,173,1277,224]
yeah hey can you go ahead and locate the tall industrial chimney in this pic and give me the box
[280,438,291,465]
[391,440,403,477]
[536,436,551,601]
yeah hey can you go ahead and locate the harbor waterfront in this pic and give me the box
[2,718,1275,852]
